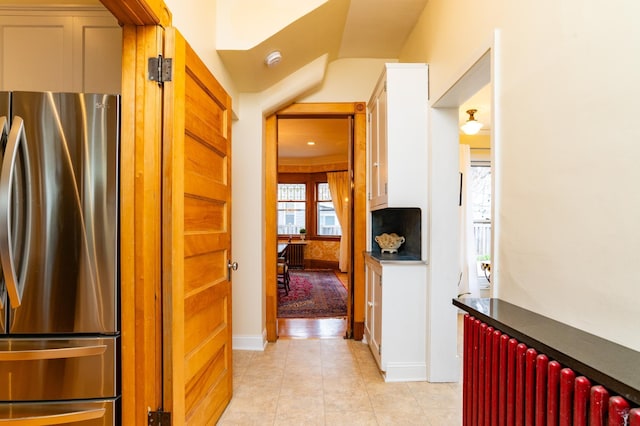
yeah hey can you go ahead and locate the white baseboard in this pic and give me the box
[232,330,267,351]
[382,362,428,382]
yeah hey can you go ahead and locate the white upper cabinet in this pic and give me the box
[367,63,428,210]
[0,9,121,94]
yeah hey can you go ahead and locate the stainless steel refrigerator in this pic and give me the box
[0,92,120,424]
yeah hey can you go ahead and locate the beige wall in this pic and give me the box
[401,0,640,351]
[306,240,339,263]
[161,0,640,352]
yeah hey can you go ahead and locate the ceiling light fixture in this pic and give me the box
[461,109,483,135]
[264,50,282,68]
[307,141,316,146]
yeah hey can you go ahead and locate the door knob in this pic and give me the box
[227,261,239,281]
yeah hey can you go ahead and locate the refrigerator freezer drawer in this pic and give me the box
[0,336,118,401]
[0,398,119,425]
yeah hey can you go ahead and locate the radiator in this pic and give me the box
[463,315,640,426]
[287,243,305,269]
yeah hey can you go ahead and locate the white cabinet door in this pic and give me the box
[367,63,428,211]
[363,253,427,382]
[364,261,374,341]
[369,82,388,208]
[364,257,382,367]
[72,16,122,94]
[0,12,121,94]
[0,16,74,92]
[371,267,382,363]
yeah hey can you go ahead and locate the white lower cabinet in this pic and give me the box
[364,253,427,382]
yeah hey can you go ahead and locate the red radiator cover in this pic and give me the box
[462,315,638,426]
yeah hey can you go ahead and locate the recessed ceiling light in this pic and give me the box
[307,141,316,146]
[264,51,282,68]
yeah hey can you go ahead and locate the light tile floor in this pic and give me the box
[218,337,462,425]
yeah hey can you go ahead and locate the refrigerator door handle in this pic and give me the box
[0,116,7,310]
[0,408,105,424]
[0,116,30,308]
[0,344,106,361]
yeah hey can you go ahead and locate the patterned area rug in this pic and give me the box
[277,270,347,318]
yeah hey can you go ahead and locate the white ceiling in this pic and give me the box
[278,117,351,161]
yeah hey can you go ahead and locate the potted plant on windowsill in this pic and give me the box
[299,228,306,241]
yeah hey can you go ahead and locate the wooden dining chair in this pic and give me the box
[277,256,290,295]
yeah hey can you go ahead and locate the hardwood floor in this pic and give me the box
[277,317,347,339]
[277,270,349,339]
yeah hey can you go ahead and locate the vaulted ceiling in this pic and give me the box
[214,0,490,163]
[218,0,432,163]
[217,0,430,93]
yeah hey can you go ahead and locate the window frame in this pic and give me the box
[277,172,341,241]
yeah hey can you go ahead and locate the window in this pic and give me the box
[277,174,343,239]
[317,183,341,236]
[277,183,306,235]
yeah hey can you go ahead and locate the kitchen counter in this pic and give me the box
[365,251,424,263]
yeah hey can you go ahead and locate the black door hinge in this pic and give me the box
[148,410,171,426]
[148,55,173,85]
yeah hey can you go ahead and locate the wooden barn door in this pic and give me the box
[162,27,234,423]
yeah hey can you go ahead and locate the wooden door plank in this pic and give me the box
[163,26,233,425]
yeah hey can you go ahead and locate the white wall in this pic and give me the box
[229,93,267,349]
[401,0,640,351]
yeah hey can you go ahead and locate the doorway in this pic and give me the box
[458,83,493,298]
[264,102,367,342]
[431,46,497,376]
[276,115,352,338]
